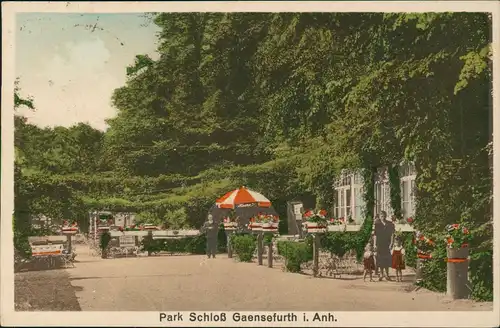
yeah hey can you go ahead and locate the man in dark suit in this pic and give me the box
[202,214,218,259]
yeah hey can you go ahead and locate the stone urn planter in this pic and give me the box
[446,245,469,259]
[446,244,469,300]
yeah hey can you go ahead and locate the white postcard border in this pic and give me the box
[1,1,499,327]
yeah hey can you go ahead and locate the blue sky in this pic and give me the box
[16,13,160,130]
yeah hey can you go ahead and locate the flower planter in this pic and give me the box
[61,227,78,235]
[223,222,238,231]
[447,245,469,259]
[262,222,278,233]
[417,251,432,260]
[345,224,361,232]
[305,222,327,234]
[395,223,414,232]
[328,225,346,232]
[249,223,262,232]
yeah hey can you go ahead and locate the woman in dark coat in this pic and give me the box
[374,211,395,281]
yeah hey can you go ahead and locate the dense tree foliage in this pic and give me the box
[14,12,492,299]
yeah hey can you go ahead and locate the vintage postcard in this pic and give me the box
[1,1,499,327]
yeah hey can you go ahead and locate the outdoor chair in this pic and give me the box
[60,253,76,268]
[108,246,122,258]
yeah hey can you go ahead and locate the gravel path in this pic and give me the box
[50,245,491,312]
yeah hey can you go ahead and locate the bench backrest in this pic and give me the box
[31,244,64,256]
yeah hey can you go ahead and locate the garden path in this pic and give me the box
[65,245,491,311]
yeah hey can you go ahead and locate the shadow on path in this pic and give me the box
[70,273,193,281]
[15,270,82,311]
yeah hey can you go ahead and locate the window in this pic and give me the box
[353,185,365,220]
[333,171,365,221]
[400,162,416,219]
[337,186,349,218]
[345,188,351,218]
[375,167,393,217]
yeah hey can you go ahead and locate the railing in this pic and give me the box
[108,229,200,238]
[328,223,414,232]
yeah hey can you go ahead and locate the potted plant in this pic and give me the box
[302,210,328,233]
[445,224,471,259]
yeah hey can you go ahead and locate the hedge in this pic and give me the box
[231,234,256,262]
[277,240,313,273]
[140,227,227,255]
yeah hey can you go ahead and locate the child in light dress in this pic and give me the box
[391,238,406,282]
[363,243,376,282]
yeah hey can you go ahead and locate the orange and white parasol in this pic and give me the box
[216,186,272,209]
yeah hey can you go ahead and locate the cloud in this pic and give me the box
[18,36,122,130]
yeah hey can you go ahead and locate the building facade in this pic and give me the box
[332,163,416,222]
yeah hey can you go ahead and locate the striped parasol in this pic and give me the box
[216,186,272,209]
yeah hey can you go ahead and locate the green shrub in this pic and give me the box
[263,232,274,245]
[277,240,313,273]
[321,232,349,258]
[232,234,256,262]
[402,232,417,268]
[354,216,373,261]
[417,242,447,292]
[419,243,493,302]
[100,231,112,250]
[13,217,32,259]
[469,250,493,301]
[217,224,227,253]
[140,227,226,255]
[314,216,373,262]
